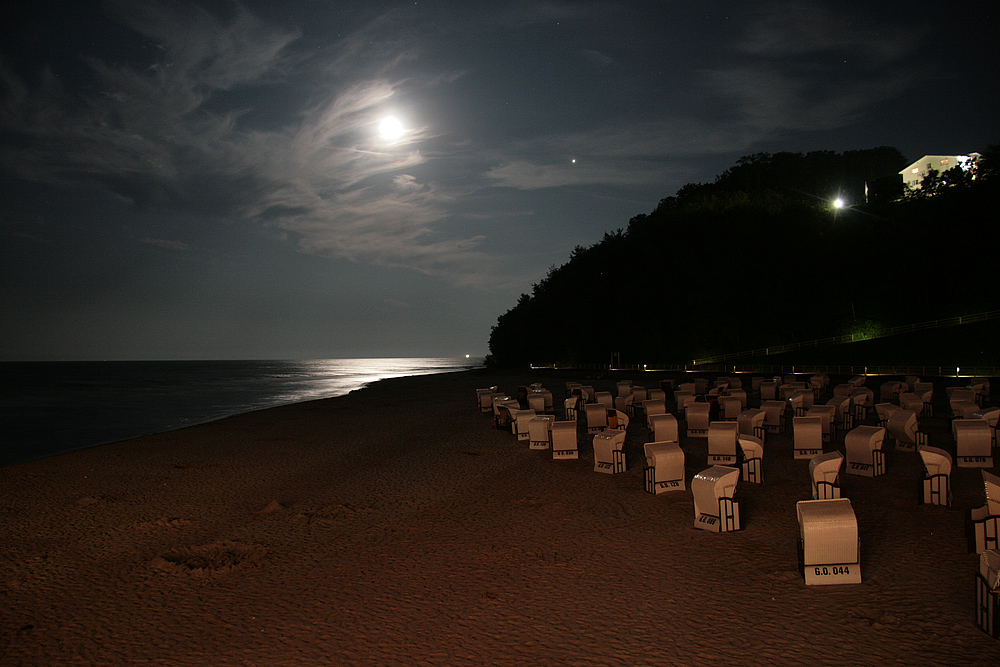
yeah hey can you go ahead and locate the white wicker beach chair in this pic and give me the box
[644,440,685,494]
[809,450,843,500]
[793,416,824,460]
[692,466,741,532]
[707,421,739,466]
[844,425,886,477]
[797,499,861,585]
[648,413,679,443]
[593,428,626,474]
[918,446,952,506]
[551,421,578,460]
[686,402,711,438]
[955,419,993,468]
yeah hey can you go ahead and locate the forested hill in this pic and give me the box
[486,146,999,368]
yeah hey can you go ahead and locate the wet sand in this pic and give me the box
[2,369,999,666]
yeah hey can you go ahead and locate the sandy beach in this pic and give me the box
[2,368,999,666]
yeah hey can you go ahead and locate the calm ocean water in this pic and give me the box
[0,358,480,468]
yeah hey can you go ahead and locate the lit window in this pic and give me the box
[912,168,919,174]
[941,158,950,166]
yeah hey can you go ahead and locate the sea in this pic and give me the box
[0,358,481,468]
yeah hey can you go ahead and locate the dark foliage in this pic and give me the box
[486,147,999,368]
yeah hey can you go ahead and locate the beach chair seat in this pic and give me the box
[739,435,763,484]
[648,413,679,443]
[844,425,887,477]
[956,419,993,467]
[708,421,740,466]
[919,446,952,506]
[809,451,844,499]
[644,440,685,494]
[797,499,862,585]
[614,393,633,414]
[585,403,609,434]
[528,415,553,450]
[806,404,836,442]
[514,409,536,443]
[593,428,627,474]
[550,420,579,460]
[970,471,1000,553]
[793,416,824,460]
[692,465,741,532]
[976,549,1000,638]
[887,408,927,453]
[738,408,766,442]
[762,400,786,434]
[686,402,711,438]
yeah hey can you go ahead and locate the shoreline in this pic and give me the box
[2,369,999,665]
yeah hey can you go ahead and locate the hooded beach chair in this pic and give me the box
[760,380,778,401]
[975,407,1000,446]
[827,395,853,431]
[762,400,786,434]
[551,420,579,460]
[648,412,679,443]
[686,402,711,438]
[793,416,824,459]
[674,391,697,417]
[796,498,862,585]
[956,419,993,467]
[593,428,626,474]
[718,396,742,421]
[585,403,608,434]
[918,446,952,506]
[643,440,686,494]
[976,549,1000,638]
[528,415,553,450]
[886,408,926,453]
[874,402,901,428]
[692,465,741,532]
[708,421,740,466]
[806,404,836,442]
[739,435,763,484]
[809,450,844,500]
[738,408,766,442]
[642,398,667,428]
[844,425,887,477]
[514,409,536,443]
[970,471,1000,553]
[880,380,904,404]
[898,392,924,414]
[595,391,614,410]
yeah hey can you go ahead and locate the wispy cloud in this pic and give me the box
[0,1,490,284]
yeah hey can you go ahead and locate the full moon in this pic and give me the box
[379,116,405,141]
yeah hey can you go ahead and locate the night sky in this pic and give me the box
[1,1,996,361]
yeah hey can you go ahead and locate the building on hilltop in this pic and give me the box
[900,153,980,189]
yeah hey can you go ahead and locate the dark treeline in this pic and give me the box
[487,146,999,368]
